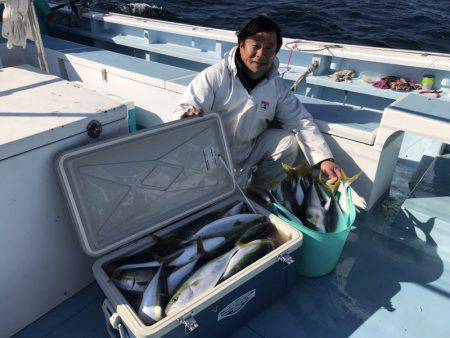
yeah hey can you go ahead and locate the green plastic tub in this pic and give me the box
[271,202,351,277]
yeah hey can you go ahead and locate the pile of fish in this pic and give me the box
[106,202,278,325]
[266,163,360,233]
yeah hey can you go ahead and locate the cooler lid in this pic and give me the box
[56,115,235,256]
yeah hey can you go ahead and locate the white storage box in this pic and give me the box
[0,64,129,337]
[56,114,302,337]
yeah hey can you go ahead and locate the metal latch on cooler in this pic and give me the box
[278,252,294,268]
[178,315,199,334]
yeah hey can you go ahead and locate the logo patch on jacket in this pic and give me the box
[260,100,270,110]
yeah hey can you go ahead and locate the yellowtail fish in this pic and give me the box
[138,264,167,325]
[223,201,245,217]
[167,258,198,297]
[235,222,272,245]
[112,269,156,294]
[336,169,361,215]
[113,260,160,274]
[189,214,265,240]
[156,237,226,267]
[282,162,310,208]
[303,181,327,232]
[221,239,274,280]
[165,248,237,316]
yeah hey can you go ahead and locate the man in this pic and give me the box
[173,15,341,194]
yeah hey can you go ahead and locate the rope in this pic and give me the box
[282,40,338,88]
[290,59,319,92]
[285,40,342,53]
[280,41,297,78]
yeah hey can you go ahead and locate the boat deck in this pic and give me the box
[13,157,450,338]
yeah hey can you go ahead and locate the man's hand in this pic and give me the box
[320,160,341,182]
[183,108,204,118]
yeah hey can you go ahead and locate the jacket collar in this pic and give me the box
[225,46,279,80]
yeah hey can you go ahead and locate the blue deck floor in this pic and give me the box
[14,158,450,338]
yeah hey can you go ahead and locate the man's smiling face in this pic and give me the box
[239,31,277,79]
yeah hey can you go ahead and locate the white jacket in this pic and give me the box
[173,47,333,166]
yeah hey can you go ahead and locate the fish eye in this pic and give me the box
[172,297,178,302]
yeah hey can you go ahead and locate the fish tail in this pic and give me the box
[346,171,361,186]
[324,178,341,192]
[339,169,361,186]
[341,168,362,185]
[319,179,332,192]
[152,253,166,263]
[282,161,311,180]
[297,160,312,177]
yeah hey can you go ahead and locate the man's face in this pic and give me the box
[239,31,277,79]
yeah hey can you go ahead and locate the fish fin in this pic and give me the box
[153,251,183,264]
[196,238,207,256]
[346,171,361,186]
[281,162,294,173]
[150,233,183,247]
[283,161,312,179]
[297,160,312,177]
[324,178,341,192]
[266,179,278,190]
[152,253,166,263]
[149,233,164,245]
[281,163,298,180]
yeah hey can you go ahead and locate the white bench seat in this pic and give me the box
[297,95,382,145]
[306,75,418,100]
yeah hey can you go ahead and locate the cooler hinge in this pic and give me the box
[102,299,127,338]
[278,252,294,268]
[178,314,199,334]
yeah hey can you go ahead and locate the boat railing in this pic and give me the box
[48,6,450,71]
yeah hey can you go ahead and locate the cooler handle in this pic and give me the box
[102,299,128,338]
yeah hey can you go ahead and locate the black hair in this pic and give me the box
[236,15,283,53]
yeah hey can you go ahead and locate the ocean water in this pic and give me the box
[78,0,450,53]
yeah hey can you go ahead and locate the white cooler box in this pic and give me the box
[56,115,303,338]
